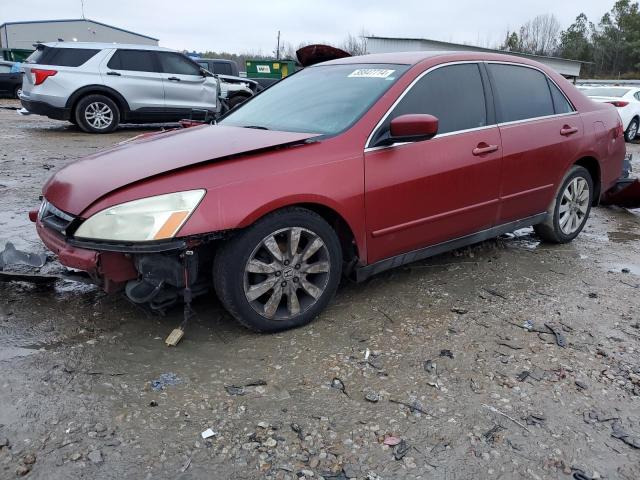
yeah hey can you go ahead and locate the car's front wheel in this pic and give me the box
[75,94,120,133]
[213,208,342,332]
[534,165,593,243]
[13,86,21,99]
[625,117,639,142]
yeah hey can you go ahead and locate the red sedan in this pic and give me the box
[32,51,625,332]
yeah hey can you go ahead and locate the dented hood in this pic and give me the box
[43,125,319,215]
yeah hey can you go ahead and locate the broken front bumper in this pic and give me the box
[35,219,138,292]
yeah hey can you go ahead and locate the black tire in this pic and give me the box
[75,94,120,133]
[213,207,342,332]
[625,118,639,142]
[534,165,593,243]
[227,94,249,110]
[13,85,21,99]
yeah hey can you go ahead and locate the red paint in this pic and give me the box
[390,114,439,139]
[37,51,625,285]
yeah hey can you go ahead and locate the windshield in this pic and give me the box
[220,63,409,135]
[585,87,630,98]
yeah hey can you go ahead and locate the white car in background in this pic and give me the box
[584,86,640,142]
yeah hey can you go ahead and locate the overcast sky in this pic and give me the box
[1,0,613,53]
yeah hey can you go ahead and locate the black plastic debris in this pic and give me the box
[611,421,640,449]
[524,413,546,426]
[575,380,588,390]
[439,349,454,359]
[224,379,267,396]
[331,377,348,396]
[393,440,410,460]
[483,424,505,443]
[544,323,567,348]
[516,371,530,382]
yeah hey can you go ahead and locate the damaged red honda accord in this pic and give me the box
[32,52,625,332]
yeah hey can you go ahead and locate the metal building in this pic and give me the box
[366,36,583,80]
[0,19,158,50]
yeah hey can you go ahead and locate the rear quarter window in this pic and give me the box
[548,80,574,114]
[26,46,99,67]
[488,64,555,122]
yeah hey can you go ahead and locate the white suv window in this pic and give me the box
[107,50,158,72]
[158,53,201,76]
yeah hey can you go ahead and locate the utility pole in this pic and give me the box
[276,30,280,60]
[81,0,86,19]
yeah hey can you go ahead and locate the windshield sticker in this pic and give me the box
[348,69,395,79]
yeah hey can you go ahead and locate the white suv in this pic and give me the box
[20,42,220,133]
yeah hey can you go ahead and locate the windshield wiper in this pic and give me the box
[242,125,269,130]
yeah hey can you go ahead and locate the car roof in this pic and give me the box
[318,50,552,68]
[39,42,175,52]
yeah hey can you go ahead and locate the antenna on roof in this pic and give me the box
[80,0,86,19]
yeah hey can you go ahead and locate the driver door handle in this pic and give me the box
[106,71,121,76]
[472,143,499,156]
[168,76,181,82]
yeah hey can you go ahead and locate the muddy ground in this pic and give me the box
[1,98,640,480]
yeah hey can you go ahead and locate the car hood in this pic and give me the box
[43,125,319,216]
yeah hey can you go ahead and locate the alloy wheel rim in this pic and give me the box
[559,177,590,235]
[85,102,113,129]
[243,227,331,320]
[629,122,638,139]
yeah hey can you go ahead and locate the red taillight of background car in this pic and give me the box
[32,69,57,86]
[606,100,629,108]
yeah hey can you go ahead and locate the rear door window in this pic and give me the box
[212,62,233,75]
[372,63,488,144]
[25,46,99,67]
[107,50,158,72]
[158,53,201,76]
[488,64,555,122]
[0,65,11,73]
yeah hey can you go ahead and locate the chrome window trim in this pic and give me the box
[485,60,577,116]
[365,59,579,152]
[365,60,483,150]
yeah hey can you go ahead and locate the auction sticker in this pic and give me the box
[348,69,395,78]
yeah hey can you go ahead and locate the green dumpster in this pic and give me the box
[245,59,296,79]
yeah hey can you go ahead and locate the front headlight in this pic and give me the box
[74,190,205,242]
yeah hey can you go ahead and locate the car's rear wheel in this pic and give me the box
[75,94,120,133]
[13,86,21,99]
[534,165,593,243]
[625,118,639,142]
[213,207,342,332]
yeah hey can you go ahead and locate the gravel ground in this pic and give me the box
[1,98,640,480]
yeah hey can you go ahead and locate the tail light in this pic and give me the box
[32,68,57,85]
[606,100,629,108]
[614,119,624,139]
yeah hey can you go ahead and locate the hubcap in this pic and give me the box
[243,227,331,320]
[85,102,113,129]
[559,177,590,235]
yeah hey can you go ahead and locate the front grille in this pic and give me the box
[39,200,75,235]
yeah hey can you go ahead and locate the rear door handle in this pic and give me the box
[472,143,499,156]
[106,71,121,76]
[168,76,181,82]
[560,125,578,136]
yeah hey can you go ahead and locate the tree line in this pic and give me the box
[499,0,640,78]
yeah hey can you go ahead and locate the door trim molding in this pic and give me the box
[355,213,547,282]
[371,198,500,238]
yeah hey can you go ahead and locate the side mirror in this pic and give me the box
[388,114,439,144]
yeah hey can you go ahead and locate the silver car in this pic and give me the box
[20,42,219,133]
